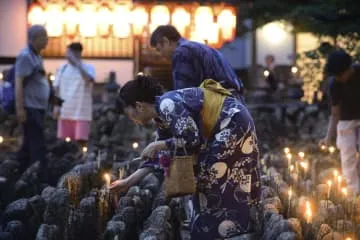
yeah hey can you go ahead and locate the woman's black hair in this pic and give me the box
[117,75,164,109]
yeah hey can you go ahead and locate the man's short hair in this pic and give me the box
[67,42,83,52]
[325,50,352,76]
[28,25,47,41]
[150,25,182,47]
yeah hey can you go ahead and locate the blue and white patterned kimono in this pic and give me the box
[143,88,260,239]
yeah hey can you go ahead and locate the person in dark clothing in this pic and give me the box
[150,25,244,102]
[264,54,278,92]
[15,25,50,181]
[320,50,360,195]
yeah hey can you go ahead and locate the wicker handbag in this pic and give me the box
[164,146,196,199]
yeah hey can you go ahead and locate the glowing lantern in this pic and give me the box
[79,4,97,37]
[97,3,112,37]
[217,8,236,41]
[28,3,46,26]
[171,7,190,36]
[131,6,149,36]
[45,4,64,37]
[64,3,79,38]
[206,22,220,47]
[190,29,205,44]
[113,5,131,38]
[194,6,213,29]
[151,5,170,26]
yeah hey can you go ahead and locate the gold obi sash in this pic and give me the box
[199,79,232,139]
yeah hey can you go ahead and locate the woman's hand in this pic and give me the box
[141,141,167,159]
[109,179,129,194]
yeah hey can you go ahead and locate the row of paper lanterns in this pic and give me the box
[28,2,237,47]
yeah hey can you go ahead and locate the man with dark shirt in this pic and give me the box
[320,50,360,195]
[150,25,244,101]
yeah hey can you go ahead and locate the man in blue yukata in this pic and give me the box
[149,25,244,102]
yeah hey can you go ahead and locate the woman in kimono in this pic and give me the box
[111,76,261,239]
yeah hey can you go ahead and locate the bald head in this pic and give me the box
[28,25,48,52]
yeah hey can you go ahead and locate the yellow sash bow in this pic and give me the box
[199,79,231,139]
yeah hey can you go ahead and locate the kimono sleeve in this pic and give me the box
[158,97,201,154]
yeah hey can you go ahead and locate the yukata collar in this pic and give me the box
[28,44,40,55]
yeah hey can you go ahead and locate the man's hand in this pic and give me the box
[16,108,26,124]
[53,106,60,119]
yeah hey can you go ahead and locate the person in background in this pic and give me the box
[15,25,50,181]
[264,54,278,92]
[149,25,244,102]
[53,42,95,148]
[320,50,360,196]
[111,75,261,239]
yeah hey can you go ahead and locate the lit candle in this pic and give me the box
[289,165,294,172]
[0,136,3,144]
[286,153,292,168]
[288,187,292,217]
[298,152,305,159]
[305,200,312,223]
[305,208,312,223]
[104,173,111,189]
[337,175,342,189]
[284,147,290,154]
[328,146,336,153]
[327,180,332,199]
[82,147,88,153]
[119,167,125,179]
[132,142,139,149]
[65,137,71,142]
[333,170,338,182]
[320,144,326,151]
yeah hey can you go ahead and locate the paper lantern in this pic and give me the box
[172,7,190,36]
[64,3,79,38]
[113,5,131,38]
[79,4,97,37]
[190,29,205,44]
[28,3,46,26]
[131,6,149,36]
[206,22,220,47]
[217,8,236,41]
[45,4,64,37]
[194,6,213,29]
[151,5,170,27]
[97,3,112,37]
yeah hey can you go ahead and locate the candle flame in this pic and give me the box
[327,180,332,187]
[328,146,336,153]
[104,173,110,181]
[298,152,305,158]
[284,147,290,154]
[305,208,312,223]
[289,165,294,172]
[300,161,308,170]
[0,136,3,144]
[82,147,88,153]
[320,144,326,150]
[288,188,292,198]
[337,175,342,184]
[65,137,71,142]
[132,142,139,149]
[333,170,338,178]
[342,187,348,196]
